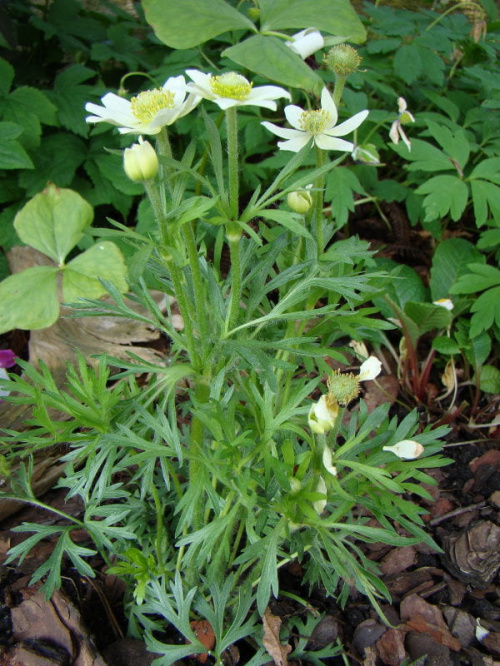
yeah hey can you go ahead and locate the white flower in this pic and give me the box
[262,87,368,153]
[358,356,382,381]
[308,394,339,434]
[185,70,290,111]
[433,298,454,311]
[85,75,201,135]
[383,439,425,460]
[313,476,328,515]
[389,97,415,151]
[322,446,338,477]
[286,29,324,59]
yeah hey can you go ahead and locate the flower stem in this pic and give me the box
[183,221,209,347]
[225,107,239,221]
[314,145,326,256]
[224,106,243,333]
[333,74,347,108]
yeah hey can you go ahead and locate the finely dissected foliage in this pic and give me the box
[0,0,498,662]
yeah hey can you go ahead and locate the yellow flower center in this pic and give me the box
[299,109,331,135]
[209,72,252,100]
[130,88,175,123]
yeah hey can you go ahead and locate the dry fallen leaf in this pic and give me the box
[262,608,291,666]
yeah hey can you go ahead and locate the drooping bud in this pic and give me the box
[308,394,339,434]
[287,188,313,214]
[352,143,381,165]
[123,137,159,182]
[324,44,362,77]
[383,439,425,460]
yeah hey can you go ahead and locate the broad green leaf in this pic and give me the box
[0,122,34,169]
[259,0,366,43]
[450,263,500,294]
[404,301,453,336]
[373,259,428,318]
[14,185,94,265]
[391,139,452,172]
[0,57,14,96]
[469,286,500,337]
[478,365,500,394]
[478,228,500,250]
[1,94,42,151]
[259,209,312,239]
[425,120,470,171]
[142,0,255,49]
[223,36,323,93]
[18,133,87,197]
[470,179,500,227]
[93,153,144,197]
[51,64,96,137]
[325,167,365,227]
[416,175,468,222]
[470,157,500,183]
[393,43,422,84]
[8,87,58,126]
[423,91,459,122]
[63,241,128,302]
[429,238,483,301]
[0,266,59,333]
[466,330,491,368]
[432,336,461,355]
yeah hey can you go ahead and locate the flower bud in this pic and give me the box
[308,394,339,434]
[383,439,424,460]
[123,137,159,182]
[324,44,362,77]
[313,476,327,515]
[286,29,324,60]
[287,189,313,214]
[433,298,454,311]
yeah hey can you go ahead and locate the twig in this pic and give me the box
[429,501,486,526]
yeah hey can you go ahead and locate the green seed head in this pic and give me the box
[327,370,360,406]
[324,44,362,77]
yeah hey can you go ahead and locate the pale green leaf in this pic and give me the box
[470,179,500,227]
[14,185,94,265]
[416,175,469,222]
[259,0,366,43]
[0,266,59,333]
[223,36,323,92]
[63,241,128,302]
[142,0,255,49]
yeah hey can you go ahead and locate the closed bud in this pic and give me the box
[123,137,159,182]
[286,29,324,60]
[324,44,362,77]
[287,189,313,214]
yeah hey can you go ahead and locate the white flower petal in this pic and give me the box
[314,135,354,152]
[358,356,382,381]
[397,97,408,113]
[284,104,306,130]
[313,476,328,515]
[278,135,311,152]
[320,88,338,126]
[389,120,400,144]
[261,121,302,140]
[399,126,412,151]
[433,298,454,311]
[248,85,291,103]
[328,109,369,137]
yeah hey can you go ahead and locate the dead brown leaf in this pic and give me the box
[262,608,291,666]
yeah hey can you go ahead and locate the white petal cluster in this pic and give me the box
[262,88,368,153]
[389,97,415,151]
[85,75,201,134]
[185,69,290,111]
[308,394,339,434]
[358,356,382,381]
